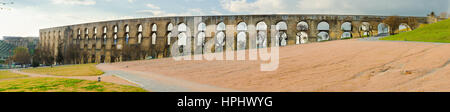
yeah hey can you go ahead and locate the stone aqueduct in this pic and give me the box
[39,14,430,64]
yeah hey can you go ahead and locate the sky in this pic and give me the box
[0,0,448,39]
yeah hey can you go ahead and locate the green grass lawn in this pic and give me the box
[21,64,104,76]
[381,19,450,43]
[0,77,147,92]
[0,71,28,80]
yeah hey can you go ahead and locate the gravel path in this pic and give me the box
[98,39,450,92]
[98,65,238,92]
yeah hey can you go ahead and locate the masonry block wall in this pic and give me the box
[39,14,429,64]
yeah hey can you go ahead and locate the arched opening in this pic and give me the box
[151,33,157,45]
[124,25,130,44]
[317,21,330,41]
[151,24,157,45]
[113,34,118,45]
[93,27,97,41]
[137,24,143,44]
[84,28,89,44]
[341,22,352,39]
[399,23,412,33]
[296,21,308,44]
[237,22,247,50]
[166,23,173,45]
[102,26,107,45]
[197,22,206,46]
[177,33,187,54]
[360,22,371,37]
[297,21,308,31]
[377,23,389,36]
[113,25,118,33]
[137,33,142,44]
[103,34,107,45]
[177,23,187,54]
[215,22,226,52]
[275,21,288,46]
[297,32,308,44]
[256,21,267,48]
[125,34,129,44]
[113,25,118,45]
[77,29,81,44]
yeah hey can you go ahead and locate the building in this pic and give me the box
[3,36,39,49]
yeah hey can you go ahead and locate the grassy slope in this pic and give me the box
[21,64,104,76]
[381,19,450,43]
[0,77,147,92]
[0,71,28,80]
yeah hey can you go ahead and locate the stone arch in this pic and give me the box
[296,21,309,44]
[197,22,206,46]
[103,34,107,44]
[217,22,226,31]
[94,27,97,34]
[113,25,118,33]
[237,22,247,50]
[377,23,389,36]
[103,26,107,34]
[124,24,130,44]
[151,33,157,45]
[138,24,143,32]
[360,22,371,37]
[317,32,329,41]
[256,21,267,48]
[297,21,308,31]
[215,22,226,52]
[152,24,158,32]
[296,32,308,44]
[137,24,143,44]
[341,22,352,38]
[177,23,187,46]
[275,21,288,46]
[317,21,330,31]
[93,27,97,40]
[399,23,412,33]
[113,34,118,45]
[317,21,330,41]
[102,26,107,44]
[166,23,174,45]
[151,23,157,45]
[85,28,89,35]
[167,23,173,31]
[177,32,187,46]
[125,24,130,33]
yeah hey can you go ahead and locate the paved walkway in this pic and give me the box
[98,64,238,92]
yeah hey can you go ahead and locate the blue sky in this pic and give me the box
[0,0,448,38]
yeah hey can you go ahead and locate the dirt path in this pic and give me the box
[10,69,138,87]
[97,65,238,92]
[98,39,450,92]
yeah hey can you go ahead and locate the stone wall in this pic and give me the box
[39,14,428,64]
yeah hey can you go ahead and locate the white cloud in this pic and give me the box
[220,0,285,14]
[220,0,448,16]
[51,0,96,5]
[146,3,161,10]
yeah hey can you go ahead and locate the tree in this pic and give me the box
[12,47,31,67]
[64,45,80,64]
[122,44,141,61]
[383,16,401,35]
[405,17,418,30]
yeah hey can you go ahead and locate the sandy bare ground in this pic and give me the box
[10,69,138,86]
[98,39,450,92]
